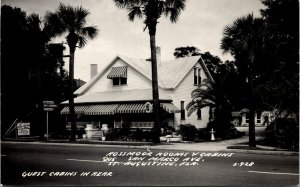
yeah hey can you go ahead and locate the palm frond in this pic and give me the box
[164,0,186,23]
[113,0,143,9]
[186,101,214,117]
[57,3,76,31]
[80,26,98,39]
[45,3,98,48]
[187,105,198,117]
[77,35,87,48]
[127,5,143,21]
[44,11,66,37]
[74,6,90,32]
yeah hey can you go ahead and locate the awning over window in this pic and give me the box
[160,103,181,113]
[84,104,119,115]
[117,103,146,113]
[60,105,90,115]
[61,102,180,115]
[107,66,127,79]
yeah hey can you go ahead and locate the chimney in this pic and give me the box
[90,64,98,79]
[156,46,161,66]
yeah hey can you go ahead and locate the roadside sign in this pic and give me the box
[42,100,57,139]
[17,122,30,129]
[18,129,30,136]
[43,101,54,105]
[17,122,30,136]
[44,108,54,112]
[43,104,58,108]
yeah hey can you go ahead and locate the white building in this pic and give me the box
[61,48,214,132]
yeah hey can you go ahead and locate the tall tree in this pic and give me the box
[27,13,53,139]
[45,3,98,141]
[221,14,265,147]
[256,0,299,116]
[173,46,233,80]
[174,46,200,58]
[113,0,186,143]
[2,5,36,135]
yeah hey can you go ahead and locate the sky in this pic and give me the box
[2,0,265,82]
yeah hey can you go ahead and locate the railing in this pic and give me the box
[66,122,89,130]
[66,121,154,130]
[114,122,154,129]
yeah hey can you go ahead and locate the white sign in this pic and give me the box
[44,104,57,108]
[44,108,54,111]
[17,122,30,136]
[18,129,30,136]
[17,122,30,129]
[92,131,103,138]
[43,101,54,105]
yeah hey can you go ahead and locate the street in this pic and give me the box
[1,142,299,186]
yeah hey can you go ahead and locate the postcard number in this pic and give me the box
[233,162,254,167]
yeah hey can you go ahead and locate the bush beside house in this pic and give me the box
[262,118,299,150]
[179,124,197,141]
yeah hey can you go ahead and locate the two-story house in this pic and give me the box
[61,48,214,132]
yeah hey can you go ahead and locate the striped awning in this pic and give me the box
[107,66,127,79]
[84,104,119,115]
[61,102,180,115]
[116,103,146,113]
[60,105,90,114]
[160,103,181,113]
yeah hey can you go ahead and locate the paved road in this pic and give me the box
[1,143,299,186]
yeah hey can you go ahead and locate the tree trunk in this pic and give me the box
[248,66,256,148]
[149,32,160,143]
[35,57,44,140]
[69,47,76,141]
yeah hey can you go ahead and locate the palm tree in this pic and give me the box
[221,14,264,147]
[113,0,186,143]
[45,3,98,141]
[186,79,216,120]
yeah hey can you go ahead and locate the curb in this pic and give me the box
[1,141,298,156]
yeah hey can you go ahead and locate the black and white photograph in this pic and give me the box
[1,0,299,186]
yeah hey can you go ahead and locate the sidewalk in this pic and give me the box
[2,136,298,156]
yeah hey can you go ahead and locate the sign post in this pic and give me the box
[43,101,57,139]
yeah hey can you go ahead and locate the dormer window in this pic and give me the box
[107,66,127,86]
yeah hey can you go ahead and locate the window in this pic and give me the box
[120,77,127,85]
[245,113,250,124]
[194,68,197,85]
[197,108,202,120]
[256,112,262,123]
[194,67,201,85]
[107,66,127,86]
[113,78,119,85]
[112,77,127,86]
[198,68,201,85]
[181,101,185,120]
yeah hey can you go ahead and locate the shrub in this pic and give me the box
[131,128,143,141]
[105,129,120,141]
[118,122,131,139]
[165,126,175,135]
[206,121,245,140]
[263,118,299,150]
[180,124,197,141]
[197,128,210,140]
[142,130,156,142]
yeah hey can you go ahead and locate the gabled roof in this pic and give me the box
[64,89,172,104]
[75,54,214,95]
